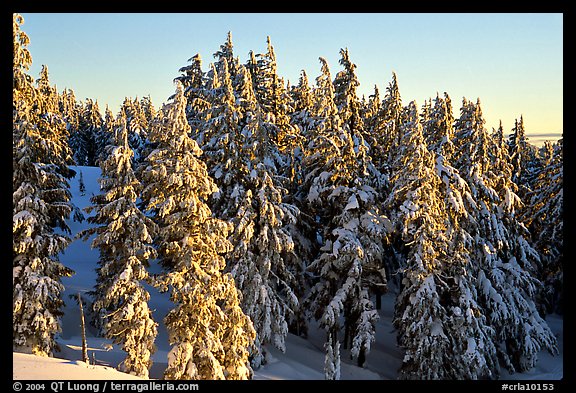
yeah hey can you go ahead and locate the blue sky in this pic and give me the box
[20,13,562,144]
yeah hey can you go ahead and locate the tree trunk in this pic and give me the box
[357,347,366,368]
[78,293,88,363]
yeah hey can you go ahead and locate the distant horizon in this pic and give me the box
[20,13,563,146]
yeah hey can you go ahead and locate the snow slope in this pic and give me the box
[13,353,143,380]
[13,166,564,380]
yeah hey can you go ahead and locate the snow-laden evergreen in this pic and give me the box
[508,116,539,196]
[140,82,255,380]
[452,98,558,373]
[58,88,81,144]
[389,101,500,379]
[194,58,303,368]
[70,98,103,167]
[96,106,115,165]
[422,92,456,160]
[380,72,404,166]
[246,37,302,168]
[78,117,158,378]
[118,97,149,166]
[13,13,74,356]
[522,139,563,314]
[301,57,390,379]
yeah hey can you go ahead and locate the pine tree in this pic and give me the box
[453,98,558,373]
[35,66,75,179]
[13,13,74,356]
[198,59,246,205]
[381,72,404,164]
[140,82,255,380]
[301,58,389,379]
[58,88,81,146]
[199,60,303,368]
[288,70,315,198]
[79,118,158,378]
[117,98,149,165]
[422,92,456,160]
[389,102,497,379]
[333,48,380,190]
[522,139,563,314]
[508,116,538,192]
[173,53,209,135]
[140,95,156,125]
[290,70,315,142]
[333,48,364,141]
[245,37,302,184]
[213,31,240,84]
[96,106,115,165]
[70,98,103,166]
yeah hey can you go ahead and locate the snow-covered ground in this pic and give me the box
[13,166,564,380]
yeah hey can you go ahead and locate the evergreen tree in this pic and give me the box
[140,82,255,380]
[302,58,389,379]
[58,88,81,147]
[70,98,103,166]
[288,70,315,196]
[96,106,115,165]
[381,72,404,164]
[79,119,158,378]
[290,70,315,142]
[35,66,75,178]
[453,98,558,373]
[389,102,497,379]
[508,116,538,192]
[522,139,563,314]
[173,53,209,135]
[333,48,380,189]
[423,92,456,160]
[213,31,240,82]
[200,60,303,368]
[117,98,149,165]
[198,59,246,204]
[140,95,156,125]
[245,37,302,184]
[333,48,363,138]
[13,13,74,356]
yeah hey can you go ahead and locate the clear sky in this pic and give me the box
[20,13,563,145]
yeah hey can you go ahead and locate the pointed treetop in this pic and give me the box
[114,117,129,148]
[318,57,331,78]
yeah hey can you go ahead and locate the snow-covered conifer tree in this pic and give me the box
[117,98,148,165]
[245,37,302,184]
[508,116,538,192]
[95,106,115,165]
[13,13,74,356]
[380,72,404,164]
[422,92,455,160]
[452,98,558,373]
[199,60,303,368]
[140,81,255,380]
[58,88,81,144]
[70,98,103,166]
[288,70,316,199]
[213,31,240,83]
[389,102,498,379]
[333,48,364,139]
[79,117,158,377]
[302,58,389,379]
[290,70,315,141]
[172,53,210,136]
[522,139,563,314]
